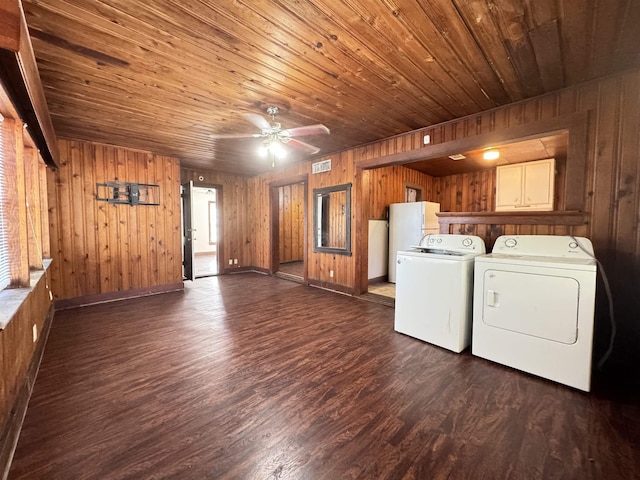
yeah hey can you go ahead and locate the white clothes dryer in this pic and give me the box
[472,235,597,391]
[394,234,486,353]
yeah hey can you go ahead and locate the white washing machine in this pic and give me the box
[394,234,486,353]
[472,235,597,391]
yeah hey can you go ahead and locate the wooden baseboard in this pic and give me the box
[0,306,54,480]
[225,266,269,275]
[368,275,388,284]
[223,268,353,295]
[249,266,270,275]
[54,283,184,310]
[274,271,305,284]
[307,278,354,296]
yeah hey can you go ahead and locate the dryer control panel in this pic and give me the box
[491,235,594,258]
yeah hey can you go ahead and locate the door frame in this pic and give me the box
[269,174,308,281]
[183,182,224,277]
[181,180,195,281]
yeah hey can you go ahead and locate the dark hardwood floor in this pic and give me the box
[9,273,640,479]
[277,260,304,278]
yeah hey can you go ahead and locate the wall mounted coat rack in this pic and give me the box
[96,181,160,206]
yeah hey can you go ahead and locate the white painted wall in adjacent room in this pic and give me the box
[193,187,217,253]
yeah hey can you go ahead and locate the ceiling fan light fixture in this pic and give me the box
[218,106,329,165]
[259,139,287,159]
[269,141,286,158]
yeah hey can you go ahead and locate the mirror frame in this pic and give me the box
[313,183,352,256]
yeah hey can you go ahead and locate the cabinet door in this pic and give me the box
[495,158,555,211]
[523,159,554,210]
[495,164,523,211]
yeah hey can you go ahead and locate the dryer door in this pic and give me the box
[481,269,579,344]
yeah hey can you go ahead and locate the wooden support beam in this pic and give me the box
[38,158,49,258]
[0,0,21,52]
[2,117,30,286]
[0,0,58,168]
[24,147,43,269]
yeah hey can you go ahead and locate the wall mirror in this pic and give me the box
[313,183,352,255]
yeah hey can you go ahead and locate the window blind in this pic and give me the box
[0,114,10,291]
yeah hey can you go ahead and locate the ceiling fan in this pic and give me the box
[210,106,330,157]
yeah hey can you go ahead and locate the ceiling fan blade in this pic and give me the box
[281,124,330,137]
[242,113,271,131]
[209,133,261,139]
[286,138,321,155]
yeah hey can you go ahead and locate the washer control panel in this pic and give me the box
[418,234,486,254]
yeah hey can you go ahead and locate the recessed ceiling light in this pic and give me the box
[448,154,466,161]
[483,150,500,161]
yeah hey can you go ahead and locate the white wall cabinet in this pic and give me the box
[495,158,555,211]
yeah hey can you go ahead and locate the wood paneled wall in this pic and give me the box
[432,156,567,214]
[324,189,346,249]
[364,165,436,219]
[441,220,588,252]
[0,269,51,437]
[248,70,640,369]
[0,271,52,474]
[181,168,251,270]
[433,169,495,213]
[49,140,182,302]
[433,158,577,246]
[0,112,53,475]
[278,183,304,263]
[249,156,358,288]
[2,117,29,287]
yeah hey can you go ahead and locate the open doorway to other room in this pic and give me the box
[192,186,220,277]
[272,181,307,283]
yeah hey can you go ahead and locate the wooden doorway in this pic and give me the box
[270,176,308,283]
[183,184,223,278]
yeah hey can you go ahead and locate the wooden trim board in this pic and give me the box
[54,283,184,310]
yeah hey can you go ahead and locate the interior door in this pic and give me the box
[182,180,195,281]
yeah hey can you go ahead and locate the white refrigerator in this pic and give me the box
[388,201,440,283]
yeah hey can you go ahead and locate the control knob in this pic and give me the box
[504,238,517,248]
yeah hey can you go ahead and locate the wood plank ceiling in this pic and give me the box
[21,0,640,176]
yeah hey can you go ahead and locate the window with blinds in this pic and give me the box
[0,114,10,291]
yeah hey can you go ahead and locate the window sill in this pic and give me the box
[0,259,52,330]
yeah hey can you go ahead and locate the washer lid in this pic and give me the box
[399,249,480,261]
